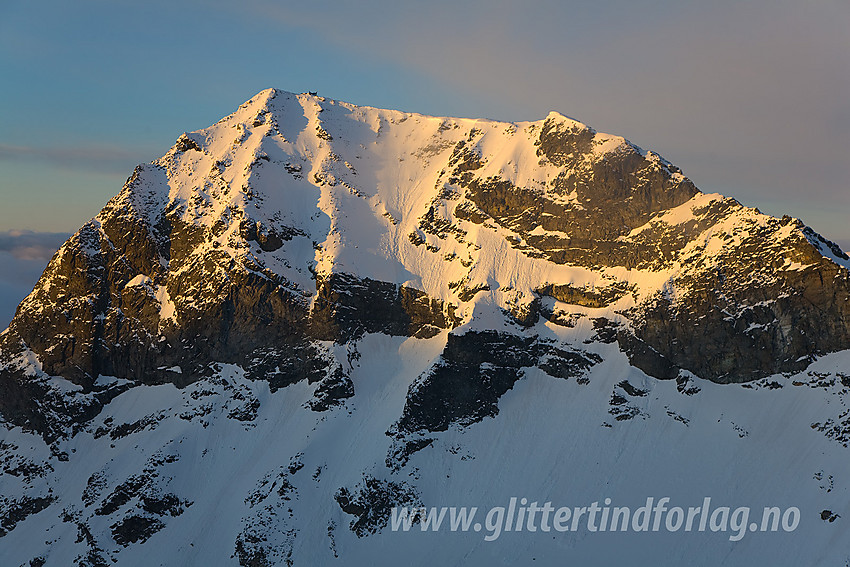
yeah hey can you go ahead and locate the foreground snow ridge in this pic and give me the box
[0,89,848,566]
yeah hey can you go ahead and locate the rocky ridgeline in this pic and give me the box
[0,89,848,564]
[2,88,849,440]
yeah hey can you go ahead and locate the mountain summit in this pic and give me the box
[1,89,848,565]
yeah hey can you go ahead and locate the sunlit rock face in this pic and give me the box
[0,90,848,567]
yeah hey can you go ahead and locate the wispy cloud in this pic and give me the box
[0,250,54,330]
[0,231,67,328]
[0,143,148,174]
[0,230,69,261]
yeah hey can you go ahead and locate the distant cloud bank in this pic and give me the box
[0,143,144,175]
[0,231,68,328]
[0,230,70,261]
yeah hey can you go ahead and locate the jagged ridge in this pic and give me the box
[1,88,849,566]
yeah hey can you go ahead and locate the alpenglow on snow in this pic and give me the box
[0,89,848,566]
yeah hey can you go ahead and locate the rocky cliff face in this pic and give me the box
[1,90,848,566]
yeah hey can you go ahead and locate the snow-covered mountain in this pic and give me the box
[1,89,848,566]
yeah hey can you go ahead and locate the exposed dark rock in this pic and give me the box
[453,201,489,224]
[0,494,55,537]
[110,514,165,546]
[174,134,201,153]
[0,88,849,565]
[74,549,110,567]
[608,380,648,422]
[617,331,680,381]
[812,409,850,448]
[95,475,147,516]
[0,448,52,480]
[82,472,108,507]
[386,437,434,472]
[140,494,192,517]
[453,120,699,271]
[419,199,467,241]
[502,293,540,327]
[450,280,490,302]
[243,344,328,391]
[236,465,299,567]
[539,347,602,379]
[239,219,305,252]
[666,408,690,425]
[804,225,849,261]
[392,331,600,439]
[334,476,419,537]
[307,367,355,412]
[0,360,130,443]
[588,317,620,344]
[626,229,850,383]
[540,304,584,327]
[2,207,310,392]
[820,509,840,522]
[108,412,166,440]
[537,282,632,308]
[616,380,648,397]
[234,538,272,567]
[609,392,640,422]
[675,374,701,396]
[227,396,261,422]
[287,454,304,476]
[447,134,484,175]
[310,273,459,342]
[283,162,302,178]
[535,116,595,169]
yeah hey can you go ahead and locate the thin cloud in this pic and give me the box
[0,250,54,330]
[0,230,69,261]
[0,143,148,174]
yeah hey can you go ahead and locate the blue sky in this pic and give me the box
[0,0,847,322]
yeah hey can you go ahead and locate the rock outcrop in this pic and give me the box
[0,89,848,566]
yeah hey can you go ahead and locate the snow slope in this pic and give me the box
[0,89,848,566]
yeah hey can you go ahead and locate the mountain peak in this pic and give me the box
[543,109,588,129]
[3,87,847,393]
[0,89,849,565]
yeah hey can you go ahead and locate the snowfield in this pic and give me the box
[1,89,848,566]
